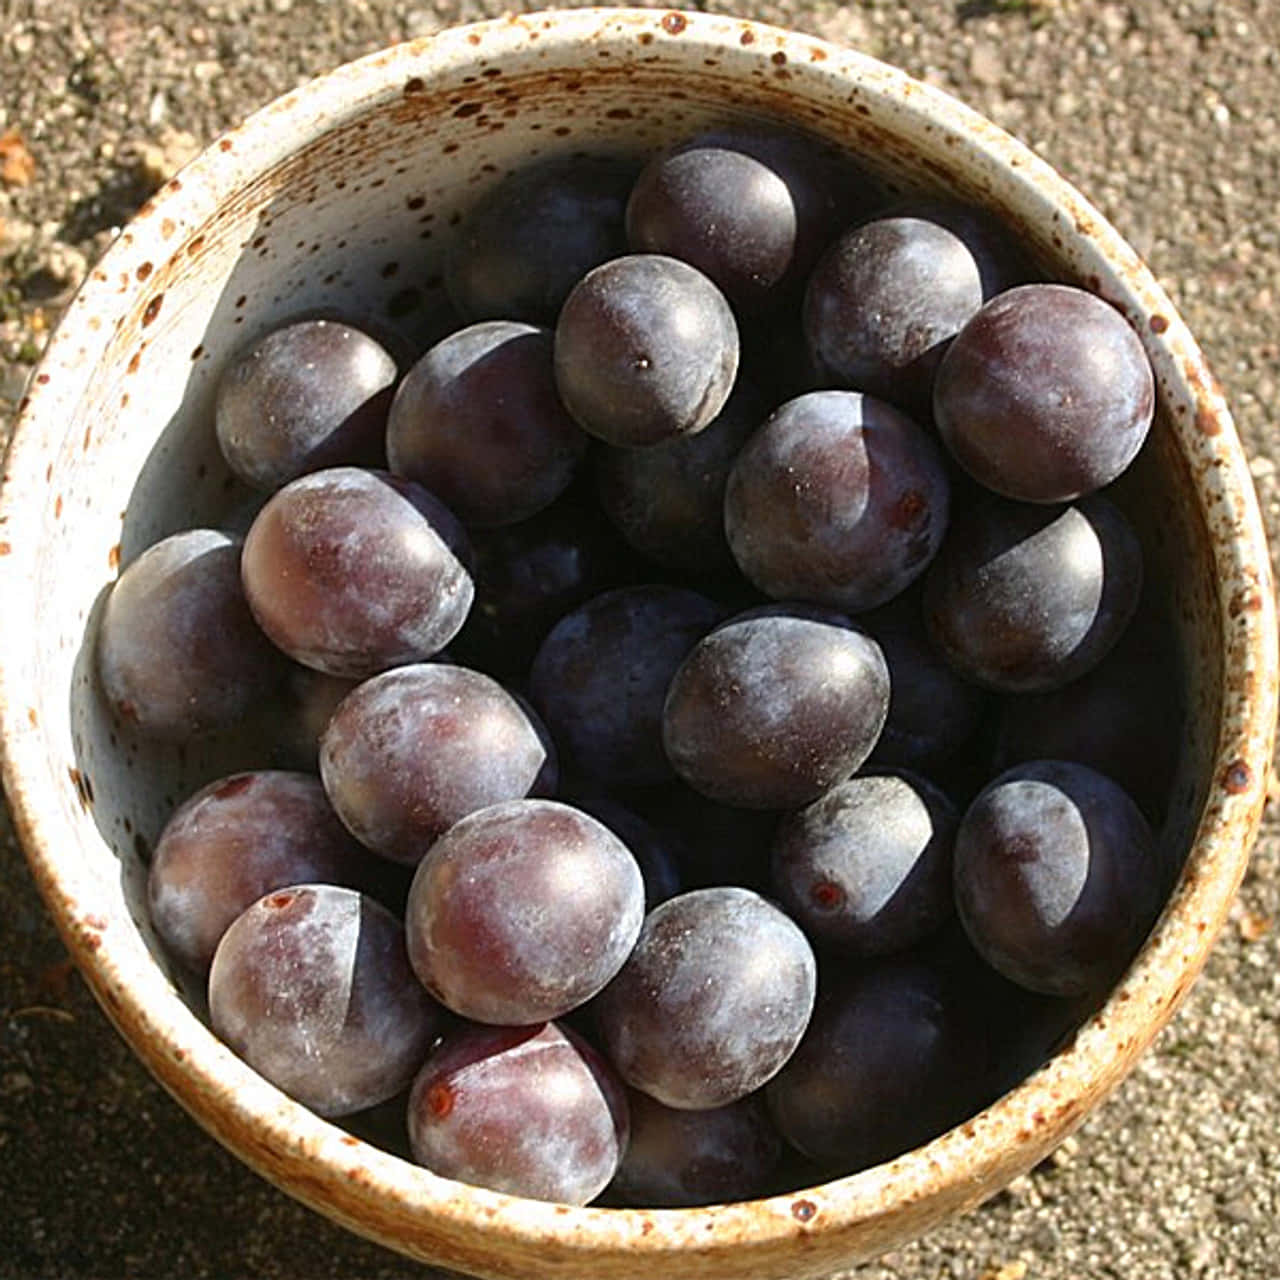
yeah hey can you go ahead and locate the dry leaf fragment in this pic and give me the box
[1238,909,1273,943]
[979,1263,1029,1280]
[0,129,36,187]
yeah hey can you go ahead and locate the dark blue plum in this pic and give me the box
[445,154,634,325]
[318,664,550,865]
[860,584,989,771]
[407,1020,629,1205]
[922,493,1143,693]
[594,380,768,577]
[451,489,639,679]
[405,799,645,1025]
[529,584,723,787]
[724,390,951,612]
[594,886,817,1110]
[990,603,1182,824]
[215,319,396,491]
[626,129,842,316]
[386,320,587,528]
[643,782,779,894]
[554,254,739,448]
[97,528,283,740]
[609,1090,783,1208]
[954,760,1161,997]
[765,957,978,1173]
[662,611,890,810]
[240,467,473,679]
[208,885,442,1117]
[933,283,1156,502]
[772,772,958,957]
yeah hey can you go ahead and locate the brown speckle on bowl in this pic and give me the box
[1197,405,1223,436]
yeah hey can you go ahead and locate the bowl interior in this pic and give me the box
[2,10,1271,1280]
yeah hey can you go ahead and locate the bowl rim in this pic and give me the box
[1,8,1276,1276]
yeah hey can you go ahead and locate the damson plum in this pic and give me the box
[240,467,473,678]
[625,129,840,315]
[991,610,1183,823]
[593,886,817,1110]
[407,1021,629,1205]
[922,493,1143,693]
[319,664,549,865]
[385,321,587,528]
[208,885,441,1117]
[554,254,739,447]
[215,319,396,491]
[933,283,1156,502]
[724,391,951,612]
[97,528,282,740]
[765,957,977,1173]
[608,1091,783,1207]
[452,491,636,679]
[405,799,644,1025]
[771,773,958,958]
[662,611,890,810]
[594,380,767,577]
[444,154,634,325]
[954,760,1161,997]
[529,584,722,787]
[148,770,375,974]
[859,585,989,772]
[803,212,989,417]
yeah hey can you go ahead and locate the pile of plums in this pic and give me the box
[97,125,1178,1210]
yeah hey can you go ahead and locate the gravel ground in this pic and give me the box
[2,1,1278,1277]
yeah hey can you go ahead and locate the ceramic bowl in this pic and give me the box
[1,9,1275,1278]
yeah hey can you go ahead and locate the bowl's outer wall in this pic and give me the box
[0,9,1275,1280]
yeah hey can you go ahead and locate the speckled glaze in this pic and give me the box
[0,10,1274,1278]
